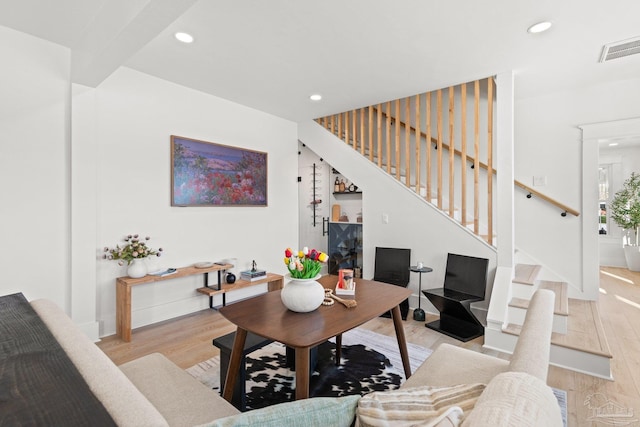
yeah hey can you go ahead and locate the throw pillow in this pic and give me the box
[356,383,486,427]
[461,371,563,427]
[198,394,360,427]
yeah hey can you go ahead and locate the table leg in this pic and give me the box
[116,279,132,342]
[391,305,412,379]
[335,334,342,365]
[294,347,311,400]
[222,328,248,402]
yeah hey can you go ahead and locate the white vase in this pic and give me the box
[145,255,161,274]
[127,258,148,278]
[280,274,325,313]
[623,245,640,272]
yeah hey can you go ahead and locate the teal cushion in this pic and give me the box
[200,395,360,427]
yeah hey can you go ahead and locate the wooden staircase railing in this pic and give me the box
[314,77,579,246]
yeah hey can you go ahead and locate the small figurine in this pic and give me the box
[251,260,257,272]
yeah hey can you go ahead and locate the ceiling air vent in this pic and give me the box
[600,36,640,62]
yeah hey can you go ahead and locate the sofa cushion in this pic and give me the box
[402,343,509,389]
[120,353,239,427]
[199,395,361,427]
[356,383,485,427]
[461,372,563,427]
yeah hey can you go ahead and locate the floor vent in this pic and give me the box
[600,36,640,62]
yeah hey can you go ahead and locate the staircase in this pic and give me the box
[302,76,604,378]
[486,263,613,380]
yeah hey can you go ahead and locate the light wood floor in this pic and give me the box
[97,267,640,427]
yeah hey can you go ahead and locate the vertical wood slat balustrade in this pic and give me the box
[316,77,497,245]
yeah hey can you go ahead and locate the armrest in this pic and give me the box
[401,343,509,389]
[509,289,555,381]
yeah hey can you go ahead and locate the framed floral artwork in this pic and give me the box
[171,135,268,206]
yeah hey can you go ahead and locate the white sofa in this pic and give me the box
[24,288,562,426]
[401,288,563,426]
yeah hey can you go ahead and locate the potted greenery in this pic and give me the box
[610,172,640,271]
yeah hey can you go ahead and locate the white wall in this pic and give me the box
[0,26,71,310]
[515,77,640,297]
[92,68,298,337]
[0,24,298,338]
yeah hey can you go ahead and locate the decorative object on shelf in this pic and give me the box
[194,261,214,269]
[240,267,266,282]
[334,177,340,192]
[145,255,161,274]
[610,171,640,271]
[171,135,267,207]
[339,179,346,193]
[103,234,163,278]
[127,259,147,279]
[149,268,177,277]
[226,272,236,284]
[339,213,349,222]
[281,274,325,312]
[332,204,341,221]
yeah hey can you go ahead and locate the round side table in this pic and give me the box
[409,266,433,321]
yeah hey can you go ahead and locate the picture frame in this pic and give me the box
[171,135,268,206]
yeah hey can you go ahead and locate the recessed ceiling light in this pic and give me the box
[527,21,552,34]
[309,94,322,101]
[175,32,194,43]
[609,142,619,147]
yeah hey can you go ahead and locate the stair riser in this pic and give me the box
[507,305,568,334]
[484,324,612,380]
[549,345,613,381]
[510,282,535,299]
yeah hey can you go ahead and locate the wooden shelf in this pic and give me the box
[115,263,283,343]
[332,191,362,196]
[116,263,232,287]
[196,272,284,297]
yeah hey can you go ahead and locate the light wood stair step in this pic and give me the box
[508,281,568,316]
[513,264,542,285]
[503,298,612,359]
[538,280,569,315]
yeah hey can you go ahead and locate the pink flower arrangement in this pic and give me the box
[104,234,163,266]
[284,246,328,279]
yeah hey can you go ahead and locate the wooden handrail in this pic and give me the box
[369,107,580,217]
[515,180,580,217]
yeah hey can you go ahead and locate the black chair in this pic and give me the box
[423,253,488,342]
[373,247,411,320]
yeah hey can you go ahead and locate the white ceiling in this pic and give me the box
[1,0,640,122]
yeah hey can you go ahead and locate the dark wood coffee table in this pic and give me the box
[218,275,412,401]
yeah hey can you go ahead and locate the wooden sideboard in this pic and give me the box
[115,263,283,342]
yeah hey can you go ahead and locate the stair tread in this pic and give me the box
[538,280,569,315]
[513,264,542,285]
[509,295,568,316]
[503,298,612,358]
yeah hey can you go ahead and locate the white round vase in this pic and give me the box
[127,258,148,278]
[281,274,324,313]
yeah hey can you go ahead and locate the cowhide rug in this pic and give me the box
[244,341,402,410]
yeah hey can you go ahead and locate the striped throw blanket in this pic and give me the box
[356,383,486,427]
